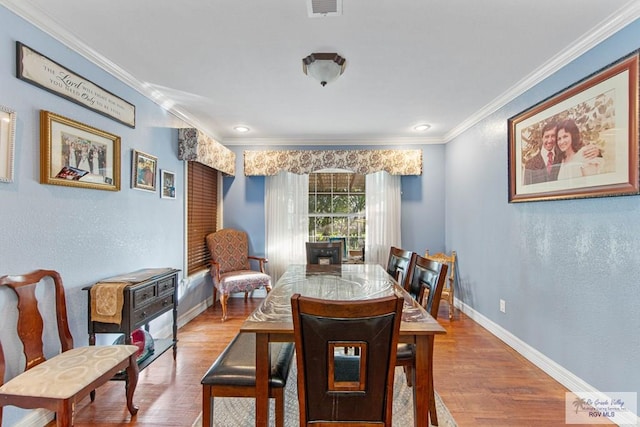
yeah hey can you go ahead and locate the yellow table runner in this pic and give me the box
[90,281,129,324]
[89,268,175,325]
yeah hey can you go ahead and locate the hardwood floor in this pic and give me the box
[71,298,609,427]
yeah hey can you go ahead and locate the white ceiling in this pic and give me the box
[3,0,640,145]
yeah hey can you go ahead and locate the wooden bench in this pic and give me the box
[201,332,294,427]
[0,270,140,426]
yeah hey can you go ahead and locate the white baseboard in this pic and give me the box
[455,299,639,426]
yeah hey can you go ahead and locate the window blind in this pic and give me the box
[187,161,218,275]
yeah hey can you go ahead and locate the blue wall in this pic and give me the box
[445,20,640,397]
[0,7,201,425]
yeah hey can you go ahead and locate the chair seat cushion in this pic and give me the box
[0,345,138,399]
[218,270,271,295]
[201,333,293,388]
[396,343,415,360]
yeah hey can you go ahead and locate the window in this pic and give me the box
[308,172,365,254]
[187,161,218,275]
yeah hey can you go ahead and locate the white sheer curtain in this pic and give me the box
[265,172,309,281]
[365,171,402,267]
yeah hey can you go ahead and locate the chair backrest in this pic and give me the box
[407,255,448,318]
[0,270,74,376]
[386,246,416,291]
[206,229,250,273]
[291,293,403,426]
[305,241,343,265]
[425,250,456,288]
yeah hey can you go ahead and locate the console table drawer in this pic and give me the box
[133,283,157,307]
[133,294,174,324]
[158,276,176,296]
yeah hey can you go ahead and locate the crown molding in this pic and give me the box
[221,136,444,146]
[444,0,640,143]
[3,0,639,146]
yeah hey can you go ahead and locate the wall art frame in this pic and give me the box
[17,42,135,128]
[508,51,639,203]
[0,104,16,183]
[40,110,121,191]
[131,149,157,192]
[160,169,176,199]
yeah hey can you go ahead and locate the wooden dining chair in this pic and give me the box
[395,255,448,425]
[0,270,139,426]
[386,246,416,291]
[425,250,457,320]
[305,241,343,265]
[291,293,403,426]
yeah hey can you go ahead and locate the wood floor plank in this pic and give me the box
[69,298,611,426]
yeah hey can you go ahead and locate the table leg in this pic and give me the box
[413,335,432,427]
[255,333,270,427]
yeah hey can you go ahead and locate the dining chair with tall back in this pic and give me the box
[425,250,457,320]
[291,293,404,426]
[395,255,448,425]
[0,270,140,426]
[386,246,416,291]
[305,241,343,265]
[206,229,272,321]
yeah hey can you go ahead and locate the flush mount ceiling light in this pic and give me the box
[413,124,431,131]
[234,125,250,133]
[302,53,346,86]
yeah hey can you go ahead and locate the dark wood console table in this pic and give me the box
[84,268,180,380]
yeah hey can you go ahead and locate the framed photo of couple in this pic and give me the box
[508,51,639,203]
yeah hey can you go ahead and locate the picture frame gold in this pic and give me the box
[508,51,639,203]
[40,110,120,191]
[0,104,17,183]
[131,149,157,192]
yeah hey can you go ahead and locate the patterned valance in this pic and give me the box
[244,149,422,176]
[178,128,235,176]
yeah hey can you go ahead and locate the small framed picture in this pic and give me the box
[131,149,157,192]
[161,169,176,199]
[1,104,17,183]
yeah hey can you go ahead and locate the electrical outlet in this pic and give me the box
[499,299,506,313]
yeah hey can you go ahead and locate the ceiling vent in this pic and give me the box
[307,0,342,17]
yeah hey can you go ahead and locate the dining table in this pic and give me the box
[239,263,447,427]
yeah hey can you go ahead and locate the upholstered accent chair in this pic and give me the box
[0,270,139,427]
[206,229,272,321]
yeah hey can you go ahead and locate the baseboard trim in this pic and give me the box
[455,299,594,391]
[455,299,639,425]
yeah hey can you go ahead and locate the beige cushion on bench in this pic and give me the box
[0,345,138,399]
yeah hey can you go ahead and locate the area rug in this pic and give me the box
[193,365,457,427]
